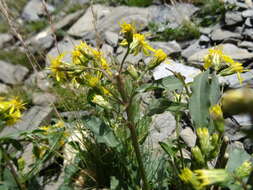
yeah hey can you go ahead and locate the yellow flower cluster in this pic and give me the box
[119,22,168,67]
[204,46,248,84]
[180,168,230,189]
[0,97,25,126]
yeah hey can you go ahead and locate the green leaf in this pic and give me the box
[189,70,210,128]
[226,148,252,173]
[83,116,119,147]
[128,94,141,124]
[148,98,186,116]
[209,73,220,106]
[136,76,183,93]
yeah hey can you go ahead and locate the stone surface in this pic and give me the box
[225,11,243,25]
[219,71,253,88]
[188,44,253,64]
[0,60,29,85]
[27,10,84,51]
[199,35,210,45]
[0,33,13,48]
[211,28,242,41]
[180,127,196,147]
[243,28,253,40]
[101,43,114,60]
[150,41,181,55]
[22,0,55,21]
[242,9,253,18]
[116,46,143,64]
[104,31,118,47]
[68,5,149,38]
[181,40,201,59]
[46,36,79,66]
[238,41,253,51]
[32,92,57,106]
[1,106,53,136]
[25,70,52,91]
[153,60,201,83]
[0,83,10,94]
[147,111,176,148]
[150,3,198,25]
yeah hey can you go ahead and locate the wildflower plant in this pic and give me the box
[45,22,253,190]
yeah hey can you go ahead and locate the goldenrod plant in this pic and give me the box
[0,22,252,189]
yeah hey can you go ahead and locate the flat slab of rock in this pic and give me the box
[22,0,55,21]
[26,10,84,51]
[0,60,29,85]
[68,5,149,37]
[188,44,253,65]
[211,28,242,41]
[225,11,243,25]
[0,33,13,48]
[147,111,176,149]
[150,41,181,55]
[0,106,53,136]
[0,83,10,94]
[153,60,201,83]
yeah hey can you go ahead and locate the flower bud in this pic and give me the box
[179,168,202,190]
[148,49,168,70]
[235,160,253,178]
[92,95,112,110]
[127,65,139,80]
[191,146,205,165]
[210,104,224,133]
[196,128,212,156]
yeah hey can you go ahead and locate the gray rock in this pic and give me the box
[0,83,10,94]
[153,60,201,83]
[199,35,210,44]
[150,41,181,55]
[243,138,253,154]
[22,0,55,21]
[0,60,29,85]
[226,141,245,155]
[150,3,198,25]
[25,70,52,91]
[147,111,176,148]
[46,36,79,66]
[242,9,253,18]
[181,40,201,59]
[101,43,114,60]
[32,92,56,106]
[238,41,253,51]
[180,127,196,147]
[26,10,84,51]
[244,17,253,27]
[68,5,149,38]
[188,44,253,65]
[59,111,89,120]
[224,114,252,141]
[225,11,243,25]
[104,31,118,47]
[219,71,253,88]
[211,28,242,41]
[1,106,53,136]
[0,33,13,48]
[243,28,253,40]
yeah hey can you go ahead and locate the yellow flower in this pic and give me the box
[148,49,168,70]
[235,160,253,178]
[120,22,136,43]
[179,168,203,190]
[50,53,66,82]
[220,62,247,84]
[196,128,212,156]
[92,95,112,109]
[195,169,230,187]
[209,104,223,120]
[86,75,100,87]
[130,33,154,56]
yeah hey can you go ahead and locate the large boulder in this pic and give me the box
[0,60,29,85]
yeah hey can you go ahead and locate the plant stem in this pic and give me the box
[127,122,149,190]
[116,74,149,190]
[119,46,130,74]
[1,148,26,190]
